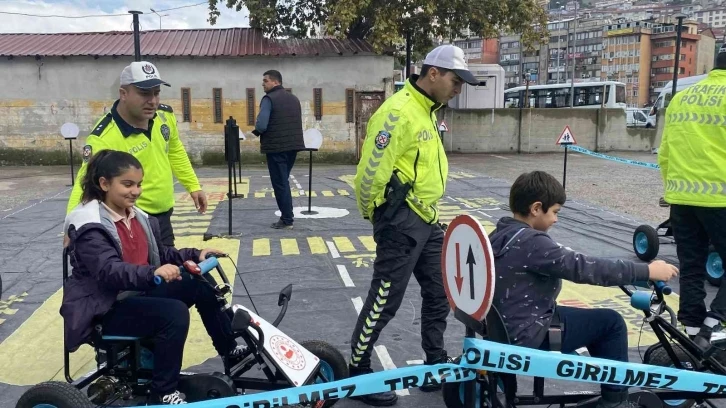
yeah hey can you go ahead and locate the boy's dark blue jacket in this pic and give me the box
[489,216,649,349]
[60,200,200,352]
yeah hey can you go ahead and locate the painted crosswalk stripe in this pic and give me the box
[337,265,354,287]
[333,237,355,253]
[359,236,376,252]
[338,189,350,196]
[253,238,271,256]
[327,241,341,259]
[281,238,300,256]
[307,237,328,254]
[322,190,334,197]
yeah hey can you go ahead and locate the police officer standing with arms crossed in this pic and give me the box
[349,44,479,406]
[67,61,207,247]
[659,45,726,349]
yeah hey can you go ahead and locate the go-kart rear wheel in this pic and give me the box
[299,340,348,408]
[16,381,93,408]
[706,245,723,287]
[644,344,696,408]
[633,225,660,262]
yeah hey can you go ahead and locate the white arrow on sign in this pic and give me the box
[441,214,495,322]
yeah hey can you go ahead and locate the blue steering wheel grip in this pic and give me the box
[153,256,219,285]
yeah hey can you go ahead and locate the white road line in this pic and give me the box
[350,297,409,396]
[491,155,509,160]
[352,297,364,314]
[326,241,340,259]
[337,265,355,287]
[476,210,493,218]
[375,345,410,396]
[289,174,304,194]
[406,360,424,365]
[1,188,71,221]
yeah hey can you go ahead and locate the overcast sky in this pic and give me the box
[0,0,250,33]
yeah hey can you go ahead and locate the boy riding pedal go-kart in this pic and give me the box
[488,171,678,408]
[16,150,347,407]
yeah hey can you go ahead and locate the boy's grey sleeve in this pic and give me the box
[527,233,650,286]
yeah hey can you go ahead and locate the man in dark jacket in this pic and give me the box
[490,171,678,408]
[250,70,306,229]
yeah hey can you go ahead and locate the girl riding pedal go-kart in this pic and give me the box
[59,149,243,405]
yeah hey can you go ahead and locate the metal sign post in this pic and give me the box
[301,129,323,215]
[224,116,241,236]
[555,125,577,189]
[61,123,80,187]
[129,11,142,61]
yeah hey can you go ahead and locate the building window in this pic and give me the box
[213,88,223,124]
[313,88,323,121]
[181,88,191,122]
[345,88,354,123]
[246,88,255,126]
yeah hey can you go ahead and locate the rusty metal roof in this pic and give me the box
[0,28,378,58]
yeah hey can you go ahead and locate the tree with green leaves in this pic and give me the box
[207,0,549,62]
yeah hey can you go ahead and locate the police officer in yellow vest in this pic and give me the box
[349,44,479,406]
[67,61,206,247]
[659,45,726,349]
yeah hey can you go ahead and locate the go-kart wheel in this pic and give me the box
[633,225,659,262]
[15,381,93,408]
[299,340,348,408]
[644,344,696,408]
[443,357,493,408]
[706,245,723,287]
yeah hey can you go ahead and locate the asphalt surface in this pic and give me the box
[0,151,722,408]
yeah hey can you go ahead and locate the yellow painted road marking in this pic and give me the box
[558,281,680,347]
[359,236,376,252]
[174,227,209,235]
[333,237,355,253]
[281,239,300,256]
[307,237,328,254]
[338,189,350,196]
[0,178,241,385]
[322,190,334,197]
[172,215,213,222]
[255,192,266,198]
[253,239,271,256]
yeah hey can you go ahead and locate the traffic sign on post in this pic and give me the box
[441,214,496,322]
[438,120,449,133]
[556,125,577,145]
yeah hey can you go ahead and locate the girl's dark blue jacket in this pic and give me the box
[60,200,200,352]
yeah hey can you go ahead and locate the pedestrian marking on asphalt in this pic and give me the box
[333,237,356,253]
[359,236,377,252]
[307,237,328,254]
[281,238,300,256]
[251,189,353,198]
[322,190,334,197]
[407,360,425,365]
[327,241,341,259]
[337,265,354,287]
[253,238,271,256]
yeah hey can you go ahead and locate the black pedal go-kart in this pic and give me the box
[632,219,723,287]
[16,250,348,408]
[442,280,726,408]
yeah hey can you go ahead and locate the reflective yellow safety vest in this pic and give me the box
[67,102,201,215]
[659,69,726,208]
[354,77,448,224]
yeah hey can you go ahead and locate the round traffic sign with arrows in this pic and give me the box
[441,215,496,322]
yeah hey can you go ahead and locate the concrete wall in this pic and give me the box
[0,55,393,163]
[441,108,658,153]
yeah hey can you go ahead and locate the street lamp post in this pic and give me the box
[671,13,687,101]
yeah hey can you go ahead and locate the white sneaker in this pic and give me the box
[161,390,187,405]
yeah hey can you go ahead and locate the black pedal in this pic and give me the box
[177,372,235,402]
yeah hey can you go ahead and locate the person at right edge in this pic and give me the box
[658,45,726,350]
[491,171,678,408]
[350,44,479,406]
[249,70,306,230]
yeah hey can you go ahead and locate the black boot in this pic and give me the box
[348,365,398,406]
[595,390,637,408]
[693,325,713,351]
[419,350,451,392]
